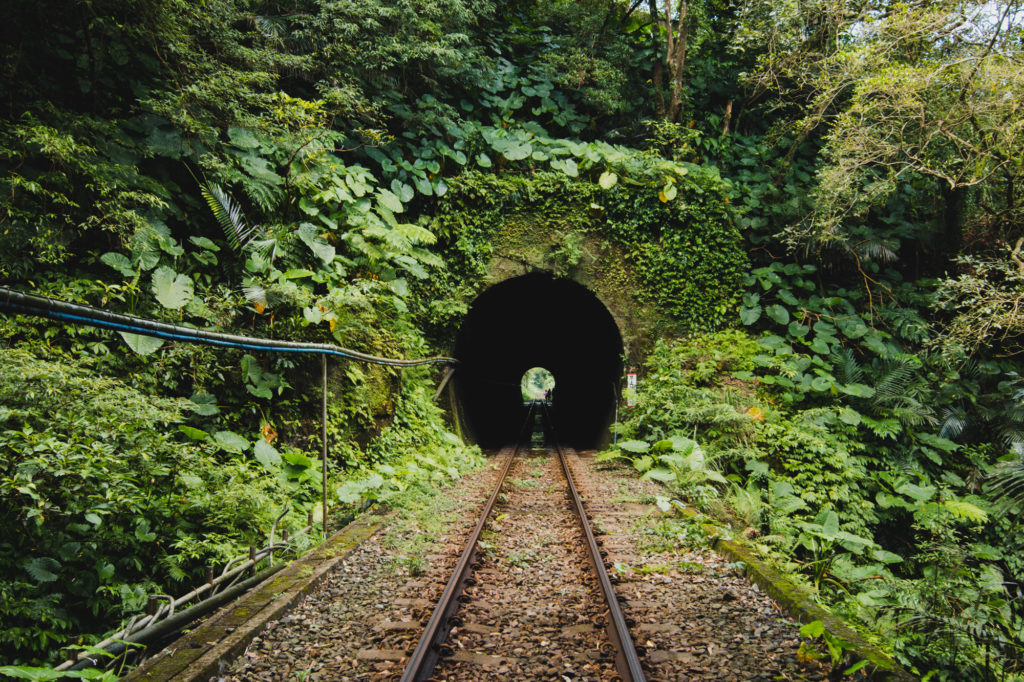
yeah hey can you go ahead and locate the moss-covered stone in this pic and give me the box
[668,501,915,681]
[126,512,392,681]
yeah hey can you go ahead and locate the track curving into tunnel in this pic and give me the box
[453,272,623,448]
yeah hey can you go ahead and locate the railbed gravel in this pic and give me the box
[222,446,832,681]
[565,448,832,681]
[431,449,619,681]
[223,448,510,681]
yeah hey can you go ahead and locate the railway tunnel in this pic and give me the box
[453,272,624,448]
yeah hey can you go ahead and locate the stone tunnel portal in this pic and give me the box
[453,273,624,448]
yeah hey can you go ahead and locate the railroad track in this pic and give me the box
[401,402,646,682]
[201,408,836,681]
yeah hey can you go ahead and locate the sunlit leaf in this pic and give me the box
[599,171,618,189]
[151,266,193,309]
[119,332,165,355]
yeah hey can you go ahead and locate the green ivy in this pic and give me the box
[425,171,747,334]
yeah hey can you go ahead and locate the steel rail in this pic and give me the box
[400,404,536,682]
[0,286,456,367]
[544,404,647,682]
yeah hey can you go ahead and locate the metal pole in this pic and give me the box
[322,355,329,541]
[613,381,619,446]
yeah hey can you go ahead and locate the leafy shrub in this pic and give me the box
[0,347,297,665]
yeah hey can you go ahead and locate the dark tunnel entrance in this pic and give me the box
[453,273,624,448]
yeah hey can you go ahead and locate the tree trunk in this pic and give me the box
[648,0,666,117]
[665,0,689,122]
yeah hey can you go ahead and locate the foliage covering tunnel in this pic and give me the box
[453,273,624,448]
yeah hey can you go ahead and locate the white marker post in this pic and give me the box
[626,371,637,407]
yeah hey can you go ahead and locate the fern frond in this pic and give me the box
[831,348,863,385]
[872,358,916,403]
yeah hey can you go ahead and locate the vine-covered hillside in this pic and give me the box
[2,0,1023,679]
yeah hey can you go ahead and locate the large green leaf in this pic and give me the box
[101,252,135,276]
[309,240,335,265]
[818,510,840,539]
[598,171,618,189]
[296,223,335,264]
[765,304,790,325]
[151,266,193,309]
[188,391,220,416]
[336,480,363,505]
[0,666,104,680]
[839,383,875,398]
[642,467,677,483]
[838,407,862,425]
[23,557,61,583]
[413,176,434,195]
[503,141,533,161]
[739,305,761,325]
[214,430,250,453]
[178,425,210,441]
[618,439,651,453]
[119,332,165,355]
[632,455,654,473]
[254,440,281,470]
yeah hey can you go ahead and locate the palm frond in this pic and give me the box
[854,237,899,263]
[249,237,278,263]
[1001,423,1024,449]
[251,15,286,41]
[988,456,1024,509]
[893,400,938,428]
[242,284,268,308]
[938,406,968,439]
[202,182,260,250]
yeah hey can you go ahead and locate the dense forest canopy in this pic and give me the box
[2,0,1024,678]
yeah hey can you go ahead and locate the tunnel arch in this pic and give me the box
[453,272,624,448]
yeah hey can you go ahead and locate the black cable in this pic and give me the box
[0,287,456,367]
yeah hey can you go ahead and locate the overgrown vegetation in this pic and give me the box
[2,0,1023,678]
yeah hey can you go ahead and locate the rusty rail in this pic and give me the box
[399,404,535,681]
[544,404,647,681]
[401,402,646,682]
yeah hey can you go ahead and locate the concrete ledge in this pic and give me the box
[126,511,393,681]
[672,503,916,681]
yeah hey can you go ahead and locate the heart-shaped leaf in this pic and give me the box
[120,332,165,355]
[151,266,193,309]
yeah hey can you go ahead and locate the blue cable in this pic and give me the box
[0,289,456,367]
